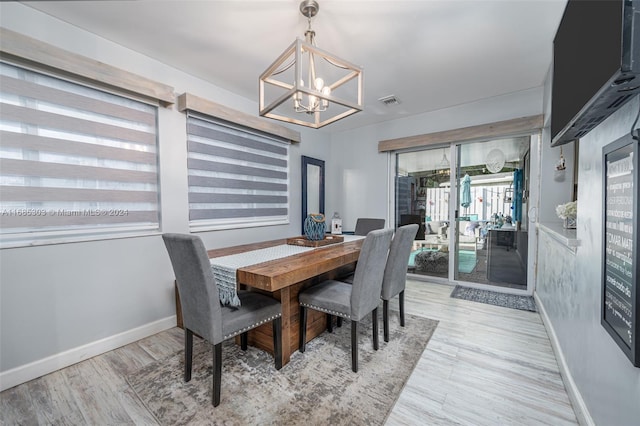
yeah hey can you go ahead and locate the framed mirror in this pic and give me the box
[301,156,325,233]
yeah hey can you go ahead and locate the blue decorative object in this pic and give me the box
[512,168,523,222]
[304,213,326,240]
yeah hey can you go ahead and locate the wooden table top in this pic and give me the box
[207,238,363,292]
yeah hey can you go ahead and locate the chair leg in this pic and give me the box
[337,317,343,328]
[272,316,282,370]
[241,332,248,351]
[372,307,379,351]
[399,290,405,327]
[383,299,390,342]
[184,328,193,382]
[299,306,307,353]
[212,343,222,407]
[327,313,333,333]
[351,320,358,373]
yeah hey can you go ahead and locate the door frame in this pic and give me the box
[388,130,542,296]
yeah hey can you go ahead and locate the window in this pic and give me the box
[186,113,289,230]
[0,62,160,246]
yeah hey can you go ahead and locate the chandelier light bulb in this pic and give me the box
[321,86,330,108]
[293,77,331,112]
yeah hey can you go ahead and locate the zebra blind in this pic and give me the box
[187,113,289,230]
[0,62,159,244]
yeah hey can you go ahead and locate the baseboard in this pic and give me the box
[0,315,176,392]
[534,293,595,426]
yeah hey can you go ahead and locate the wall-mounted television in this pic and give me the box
[551,0,640,146]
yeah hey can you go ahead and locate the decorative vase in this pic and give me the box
[304,213,326,240]
[563,217,576,229]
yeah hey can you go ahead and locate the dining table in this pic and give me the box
[175,235,364,367]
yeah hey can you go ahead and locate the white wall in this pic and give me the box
[327,87,546,231]
[0,3,332,388]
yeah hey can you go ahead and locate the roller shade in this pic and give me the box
[0,62,159,243]
[186,113,289,230]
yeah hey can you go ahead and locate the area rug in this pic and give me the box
[127,313,438,425]
[450,285,537,312]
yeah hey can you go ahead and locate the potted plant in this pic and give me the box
[556,201,577,229]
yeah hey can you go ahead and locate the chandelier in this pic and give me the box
[259,0,363,129]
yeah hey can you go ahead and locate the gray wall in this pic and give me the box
[536,90,640,424]
[539,64,576,223]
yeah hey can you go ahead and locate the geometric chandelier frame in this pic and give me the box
[258,1,363,129]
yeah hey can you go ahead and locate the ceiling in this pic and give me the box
[22,0,568,132]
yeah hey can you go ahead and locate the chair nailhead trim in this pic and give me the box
[299,303,350,319]
[223,313,282,340]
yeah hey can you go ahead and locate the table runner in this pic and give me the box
[211,235,365,307]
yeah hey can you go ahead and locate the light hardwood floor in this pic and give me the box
[386,280,577,425]
[1,280,577,425]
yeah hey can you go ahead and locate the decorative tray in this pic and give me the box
[286,235,344,247]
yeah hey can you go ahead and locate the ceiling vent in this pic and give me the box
[378,95,401,106]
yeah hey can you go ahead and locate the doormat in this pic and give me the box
[450,285,537,312]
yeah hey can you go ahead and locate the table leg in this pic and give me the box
[243,265,356,367]
[277,286,292,366]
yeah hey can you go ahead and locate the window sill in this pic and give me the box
[0,229,161,249]
[190,219,289,233]
[537,222,580,253]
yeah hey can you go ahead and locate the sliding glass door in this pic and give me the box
[395,136,531,291]
[396,146,452,281]
[452,137,530,290]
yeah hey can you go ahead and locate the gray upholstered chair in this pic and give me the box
[381,224,419,342]
[298,228,393,372]
[354,218,385,236]
[162,233,282,407]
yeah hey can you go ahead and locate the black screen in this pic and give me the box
[551,0,623,143]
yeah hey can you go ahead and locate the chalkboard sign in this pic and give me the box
[602,135,639,367]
